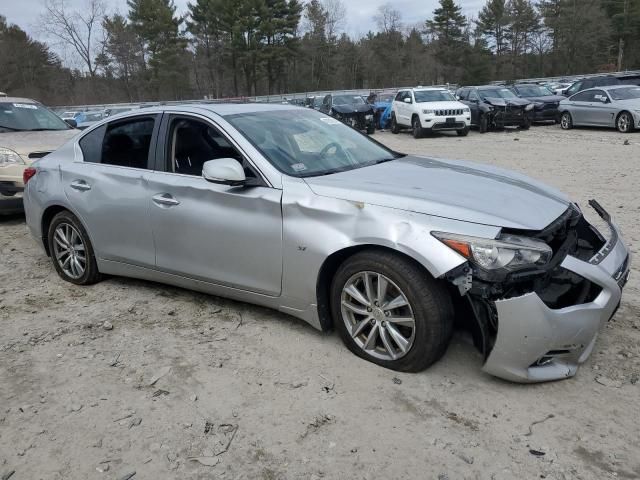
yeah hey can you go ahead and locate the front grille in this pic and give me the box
[435,109,463,116]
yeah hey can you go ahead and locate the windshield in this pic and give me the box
[0,102,71,132]
[333,95,365,106]
[479,88,518,100]
[226,108,400,178]
[609,87,640,100]
[515,85,554,97]
[414,90,456,102]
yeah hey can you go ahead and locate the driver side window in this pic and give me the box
[469,90,479,101]
[166,116,255,179]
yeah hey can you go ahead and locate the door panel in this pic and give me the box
[147,172,283,296]
[63,163,155,266]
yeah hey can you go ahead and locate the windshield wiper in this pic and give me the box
[0,125,20,131]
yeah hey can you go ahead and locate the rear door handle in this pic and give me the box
[152,193,180,207]
[70,180,91,191]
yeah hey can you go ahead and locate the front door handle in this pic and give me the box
[70,180,91,191]
[152,193,180,207]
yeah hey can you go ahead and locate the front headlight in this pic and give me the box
[432,232,552,271]
[365,114,373,120]
[422,109,435,115]
[0,147,25,167]
[525,103,534,111]
[463,107,470,113]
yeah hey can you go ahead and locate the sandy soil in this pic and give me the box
[1,124,639,480]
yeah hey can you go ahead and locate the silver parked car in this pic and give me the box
[23,104,630,383]
[559,85,640,133]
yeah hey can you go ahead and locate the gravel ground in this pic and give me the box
[1,124,639,480]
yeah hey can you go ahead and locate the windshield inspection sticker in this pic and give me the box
[319,117,341,125]
[291,163,307,172]
[13,103,37,109]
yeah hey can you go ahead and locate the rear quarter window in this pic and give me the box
[79,125,107,163]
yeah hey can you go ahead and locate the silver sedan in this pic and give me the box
[23,104,630,383]
[559,85,640,133]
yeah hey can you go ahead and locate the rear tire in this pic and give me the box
[412,116,424,139]
[479,114,488,133]
[331,249,454,373]
[47,211,102,285]
[560,112,573,130]
[617,111,634,133]
[391,115,399,134]
[457,127,469,136]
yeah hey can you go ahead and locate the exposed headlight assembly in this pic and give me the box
[0,147,25,167]
[365,114,373,120]
[525,103,535,111]
[432,232,552,272]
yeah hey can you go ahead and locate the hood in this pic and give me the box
[416,100,468,110]
[521,95,565,104]
[304,155,570,230]
[483,97,531,107]
[332,104,374,115]
[0,129,79,158]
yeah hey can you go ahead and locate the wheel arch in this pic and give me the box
[615,109,633,130]
[41,204,93,257]
[315,244,448,331]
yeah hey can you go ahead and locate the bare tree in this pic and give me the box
[39,0,105,77]
[374,3,402,34]
[322,0,346,41]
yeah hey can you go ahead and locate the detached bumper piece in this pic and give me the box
[459,203,630,383]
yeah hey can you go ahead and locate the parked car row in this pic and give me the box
[55,106,137,130]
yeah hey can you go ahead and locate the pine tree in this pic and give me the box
[425,0,469,83]
[476,0,509,77]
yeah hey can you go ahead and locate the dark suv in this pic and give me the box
[510,84,565,123]
[456,86,532,133]
[562,76,620,97]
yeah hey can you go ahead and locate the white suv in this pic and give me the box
[391,87,471,138]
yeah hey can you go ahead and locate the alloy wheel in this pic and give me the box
[618,113,630,133]
[340,271,416,361]
[52,223,87,279]
[561,113,571,129]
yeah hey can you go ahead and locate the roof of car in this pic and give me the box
[0,97,38,104]
[162,102,305,116]
[401,87,447,91]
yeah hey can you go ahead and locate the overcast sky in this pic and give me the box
[3,0,484,64]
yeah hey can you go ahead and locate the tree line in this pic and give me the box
[1,0,639,106]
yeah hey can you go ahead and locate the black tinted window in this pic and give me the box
[571,91,593,102]
[101,117,155,169]
[79,125,106,163]
[167,117,249,177]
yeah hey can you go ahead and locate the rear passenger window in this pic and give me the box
[79,116,156,169]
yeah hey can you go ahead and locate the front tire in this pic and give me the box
[412,116,424,139]
[560,112,573,130]
[48,211,102,285]
[331,250,454,372]
[521,115,531,130]
[479,114,488,133]
[366,125,375,135]
[457,126,469,136]
[390,114,399,134]
[617,111,634,133]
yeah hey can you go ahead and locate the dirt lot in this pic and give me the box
[1,124,639,480]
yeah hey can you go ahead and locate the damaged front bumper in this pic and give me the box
[461,202,630,383]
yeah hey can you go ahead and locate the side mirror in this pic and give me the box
[202,158,246,186]
[403,98,412,104]
[65,119,77,128]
